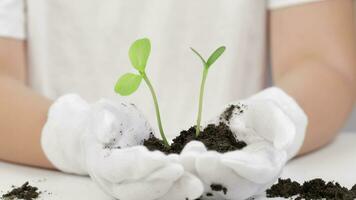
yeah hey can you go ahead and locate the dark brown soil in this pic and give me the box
[143,122,247,154]
[210,184,228,195]
[2,182,40,200]
[219,104,246,123]
[266,178,301,198]
[142,133,171,153]
[352,184,356,193]
[267,178,356,200]
[191,184,228,200]
[220,104,236,122]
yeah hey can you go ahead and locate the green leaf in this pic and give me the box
[190,47,207,67]
[206,46,226,68]
[129,38,151,72]
[115,73,143,96]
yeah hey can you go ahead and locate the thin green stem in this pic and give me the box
[196,68,208,137]
[141,72,169,146]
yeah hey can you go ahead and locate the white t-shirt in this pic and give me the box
[0,0,321,137]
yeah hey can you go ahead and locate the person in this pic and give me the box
[0,0,355,199]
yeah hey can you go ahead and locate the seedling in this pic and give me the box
[115,38,169,146]
[191,46,226,136]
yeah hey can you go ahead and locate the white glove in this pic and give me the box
[42,94,153,174]
[180,87,308,200]
[83,100,203,200]
[41,94,91,174]
[41,94,203,200]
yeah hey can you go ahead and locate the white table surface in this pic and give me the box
[1,133,355,200]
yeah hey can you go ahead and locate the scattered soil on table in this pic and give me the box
[143,122,247,154]
[267,178,356,200]
[266,178,301,198]
[1,182,40,200]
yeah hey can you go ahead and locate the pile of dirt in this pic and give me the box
[2,182,40,200]
[266,178,356,200]
[143,122,247,154]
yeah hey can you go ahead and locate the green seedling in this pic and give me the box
[191,46,226,137]
[115,38,169,146]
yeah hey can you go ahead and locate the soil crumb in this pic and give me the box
[2,182,40,200]
[192,184,228,200]
[144,122,247,154]
[267,178,356,200]
[266,178,301,198]
[210,184,228,195]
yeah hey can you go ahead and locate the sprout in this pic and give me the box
[191,46,226,137]
[115,38,169,146]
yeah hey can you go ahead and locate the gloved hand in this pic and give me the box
[180,87,308,200]
[41,94,203,200]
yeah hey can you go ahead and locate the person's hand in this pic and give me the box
[41,94,92,174]
[180,87,308,200]
[83,99,203,200]
[41,94,203,200]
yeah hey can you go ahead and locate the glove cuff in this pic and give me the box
[41,94,90,175]
[249,87,308,160]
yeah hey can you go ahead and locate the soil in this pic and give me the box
[193,184,228,200]
[143,105,244,200]
[220,104,236,122]
[352,184,356,193]
[143,122,247,154]
[210,184,228,195]
[142,103,356,200]
[1,182,40,200]
[219,103,246,123]
[267,178,356,200]
[266,178,301,198]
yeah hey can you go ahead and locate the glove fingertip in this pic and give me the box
[49,94,89,116]
[181,173,204,200]
[157,172,204,200]
[181,141,207,153]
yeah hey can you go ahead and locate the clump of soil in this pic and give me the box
[266,178,301,198]
[144,122,247,154]
[2,182,40,200]
[210,184,228,195]
[352,184,356,193]
[144,104,242,200]
[267,178,356,200]
[143,133,171,153]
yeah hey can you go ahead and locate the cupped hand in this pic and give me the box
[179,87,307,200]
[83,100,203,200]
[42,94,203,200]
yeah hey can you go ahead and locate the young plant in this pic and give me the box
[191,46,226,137]
[115,38,169,146]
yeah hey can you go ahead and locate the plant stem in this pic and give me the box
[196,68,208,137]
[141,72,170,146]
